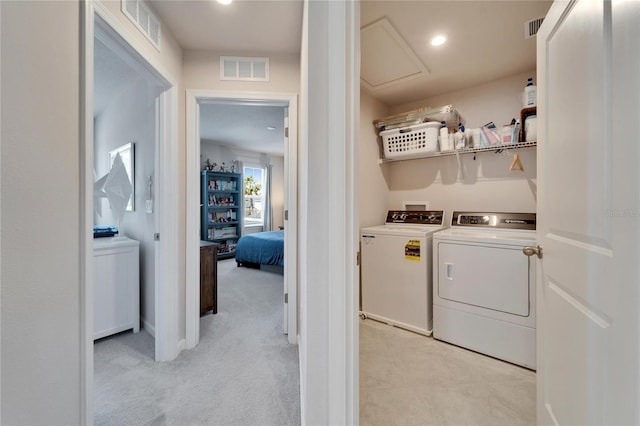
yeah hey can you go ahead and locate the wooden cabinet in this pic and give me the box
[201,171,243,259]
[93,237,140,340]
[200,241,219,315]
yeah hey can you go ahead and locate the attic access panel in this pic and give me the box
[360,17,430,91]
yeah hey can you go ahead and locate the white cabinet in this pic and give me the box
[93,237,140,340]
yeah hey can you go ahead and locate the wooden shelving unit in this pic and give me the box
[201,171,242,259]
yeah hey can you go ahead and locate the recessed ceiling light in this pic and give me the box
[266,126,276,131]
[431,35,447,46]
[217,0,232,5]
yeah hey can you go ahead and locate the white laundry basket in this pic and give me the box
[380,122,440,160]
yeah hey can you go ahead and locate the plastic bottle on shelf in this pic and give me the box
[439,121,450,151]
[455,123,467,149]
[523,77,537,108]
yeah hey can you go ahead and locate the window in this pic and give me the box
[243,166,264,227]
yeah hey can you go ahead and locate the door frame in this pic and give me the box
[185,90,299,348]
[80,1,180,422]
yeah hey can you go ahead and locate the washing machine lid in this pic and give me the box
[362,223,445,237]
[362,210,446,237]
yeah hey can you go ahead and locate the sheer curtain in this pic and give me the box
[263,163,273,231]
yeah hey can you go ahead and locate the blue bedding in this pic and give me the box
[235,230,284,266]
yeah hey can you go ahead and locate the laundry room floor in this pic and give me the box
[360,319,536,426]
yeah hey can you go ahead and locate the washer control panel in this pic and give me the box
[452,212,536,230]
[385,210,445,225]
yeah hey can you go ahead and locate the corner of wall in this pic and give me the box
[359,90,391,228]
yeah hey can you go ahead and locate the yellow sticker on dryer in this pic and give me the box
[405,240,421,261]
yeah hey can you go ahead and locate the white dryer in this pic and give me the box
[360,210,446,336]
[432,212,537,369]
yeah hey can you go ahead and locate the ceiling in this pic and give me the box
[94,38,139,117]
[97,1,552,153]
[200,103,286,155]
[360,1,553,106]
[149,0,303,54]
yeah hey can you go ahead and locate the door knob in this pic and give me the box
[522,245,542,259]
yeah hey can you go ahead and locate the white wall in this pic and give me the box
[1,1,82,423]
[94,77,161,335]
[385,70,538,220]
[183,50,300,92]
[359,91,391,228]
[200,141,277,171]
[390,70,537,128]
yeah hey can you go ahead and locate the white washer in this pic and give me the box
[360,210,446,336]
[433,212,537,369]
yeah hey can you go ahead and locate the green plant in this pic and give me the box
[244,176,262,195]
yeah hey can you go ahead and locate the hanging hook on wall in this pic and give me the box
[509,152,524,172]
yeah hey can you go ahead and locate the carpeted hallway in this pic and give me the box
[94,259,300,425]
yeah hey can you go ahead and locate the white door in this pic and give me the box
[537,1,640,424]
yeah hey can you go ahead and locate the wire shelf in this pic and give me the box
[378,141,537,163]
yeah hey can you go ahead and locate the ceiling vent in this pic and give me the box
[360,17,430,91]
[121,0,161,50]
[524,16,545,39]
[220,56,270,82]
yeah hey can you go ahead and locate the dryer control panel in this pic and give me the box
[452,212,536,230]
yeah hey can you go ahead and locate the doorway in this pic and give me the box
[185,91,298,348]
[81,1,180,422]
[93,16,165,350]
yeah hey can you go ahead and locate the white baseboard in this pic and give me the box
[141,317,155,338]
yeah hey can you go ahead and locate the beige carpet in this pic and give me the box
[94,259,300,425]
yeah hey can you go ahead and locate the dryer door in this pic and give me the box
[437,242,530,317]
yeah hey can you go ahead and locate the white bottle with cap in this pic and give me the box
[439,121,451,151]
[523,77,537,108]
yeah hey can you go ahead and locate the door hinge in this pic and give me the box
[285,127,289,138]
[285,210,288,220]
[154,233,160,241]
[284,293,288,304]
[356,251,361,266]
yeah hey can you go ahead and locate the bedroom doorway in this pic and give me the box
[81,1,181,421]
[185,91,298,349]
[89,6,179,363]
